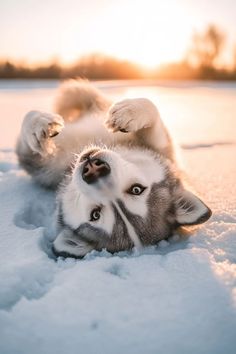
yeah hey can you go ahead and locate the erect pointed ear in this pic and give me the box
[174,189,212,226]
[52,228,93,259]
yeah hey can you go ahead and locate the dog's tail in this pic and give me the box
[54,79,111,121]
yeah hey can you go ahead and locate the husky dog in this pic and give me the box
[16,80,212,258]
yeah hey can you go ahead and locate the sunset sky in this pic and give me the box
[0,0,236,68]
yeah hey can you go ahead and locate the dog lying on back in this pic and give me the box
[16,80,212,258]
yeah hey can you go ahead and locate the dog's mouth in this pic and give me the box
[78,147,103,163]
[77,148,112,185]
[74,149,117,202]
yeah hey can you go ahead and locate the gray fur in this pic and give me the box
[16,79,212,258]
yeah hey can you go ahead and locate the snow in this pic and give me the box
[0,80,236,354]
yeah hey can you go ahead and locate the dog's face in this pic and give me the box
[52,146,211,258]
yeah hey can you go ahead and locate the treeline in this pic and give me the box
[1,25,236,80]
[0,55,143,80]
[154,61,236,80]
[1,56,236,80]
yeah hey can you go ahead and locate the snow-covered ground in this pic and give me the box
[0,80,236,354]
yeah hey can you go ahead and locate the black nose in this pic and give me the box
[82,158,111,184]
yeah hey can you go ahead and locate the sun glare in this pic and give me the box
[1,0,235,69]
[59,0,193,68]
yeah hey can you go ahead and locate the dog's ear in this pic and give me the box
[52,228,93,258]
[174,188,212,226]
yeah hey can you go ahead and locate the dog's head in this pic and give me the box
[52,146,212,258]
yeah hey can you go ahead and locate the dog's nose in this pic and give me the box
[82,158,111,184]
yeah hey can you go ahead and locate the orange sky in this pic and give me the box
[0,0,236,68]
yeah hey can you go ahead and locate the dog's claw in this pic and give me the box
[22,111,64,154]
[48,122,64,137]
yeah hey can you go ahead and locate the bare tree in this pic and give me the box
[187,24,225,69]
[233,45,236,72]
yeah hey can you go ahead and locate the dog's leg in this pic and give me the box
[105,98,174,161]
[16,110,67,187]
[54,79,111,121]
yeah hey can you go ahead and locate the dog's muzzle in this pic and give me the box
[82,157,111,184]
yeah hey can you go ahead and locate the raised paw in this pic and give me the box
[105,98,158,133]
[21,110,64,155]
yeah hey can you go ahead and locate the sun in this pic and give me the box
[59,0,193,69]
[0,0,194,68]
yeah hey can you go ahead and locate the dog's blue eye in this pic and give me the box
[90,207,101,221]
[127,184,146,195]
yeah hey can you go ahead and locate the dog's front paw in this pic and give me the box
[21,110,64,155]
[105,98,157,133]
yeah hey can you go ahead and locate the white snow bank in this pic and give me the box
[0,81,236,354]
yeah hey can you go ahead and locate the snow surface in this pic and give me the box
[0,80,236,354]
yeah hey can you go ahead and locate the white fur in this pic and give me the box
[175,190,210,225]
[59,146,166,238]
[61,180,115,235]
[113,200,143,250]
[21,110,64,155]
[16,80,211,257]
[53,229,93,256]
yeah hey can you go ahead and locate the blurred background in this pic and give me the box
[1,4,236,354]
[0,0,236,80]
[0,0,236,151]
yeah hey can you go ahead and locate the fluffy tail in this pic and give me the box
[54,79,111,121]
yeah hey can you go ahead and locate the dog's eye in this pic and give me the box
[127,184,146,195]
[90,207,101,221]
